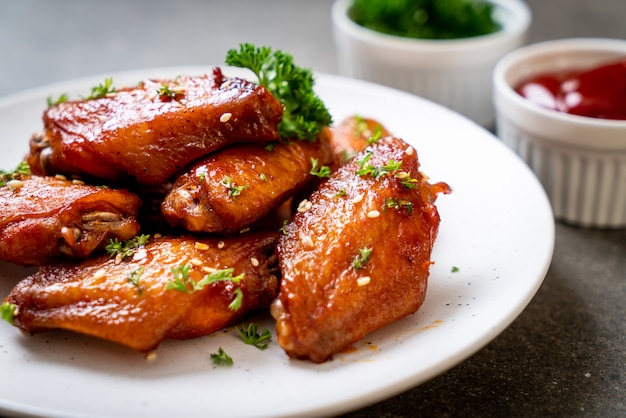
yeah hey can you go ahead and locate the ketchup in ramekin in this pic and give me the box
[515,57,626,120]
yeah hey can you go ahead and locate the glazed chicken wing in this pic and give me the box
[330,115,391,164]
[161,128,336,235]
[4,231,279,352]
[0,174,141,266]
[28,68,284,185]
[271,136,450,363]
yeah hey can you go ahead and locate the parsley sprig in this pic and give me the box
[225,43,332,142]
[237,323,272,350]
[221,176,248,199]
[86,77,116,100]
[211,347,234,366]
[0,302,18,325]
[106,234,150,261]
[309,157,332,178]
[0,161,30,187]
[353,247,373,271]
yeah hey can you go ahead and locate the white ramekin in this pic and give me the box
[494,38,626,228]
[331,0,531,128]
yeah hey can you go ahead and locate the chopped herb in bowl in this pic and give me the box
[348,0,501,40]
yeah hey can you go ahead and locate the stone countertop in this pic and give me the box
[0,1,624,416]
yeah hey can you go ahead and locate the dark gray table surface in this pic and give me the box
[0,1,624,417]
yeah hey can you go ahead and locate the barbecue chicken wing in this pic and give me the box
[161,128,336,235]
[0,174,141,266]
[28,67,283,185]
[4,231,279,352]
[271,136,450,363]
[330,115,391,164]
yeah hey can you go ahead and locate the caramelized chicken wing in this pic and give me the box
[28,68,284,185]
[271,136,450,363]
[161,128,336,235]
[0,175,141,266]
[4,231,279,352]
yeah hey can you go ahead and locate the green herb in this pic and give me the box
[279,219,289,235]
[265,142,277,152]
[383,197,414,213]
[228,288,244,311]
[210,347,234,366]
[198,172,206,182]
[309,157,332,178]
[165,265,244,310]
[259,173,269,182]
[225,43,332,141]
[221,176,248,199]
[0,302,18,325]
[451,266,460,273]
[237,323,272,350]
[334,188,347,198]
[106,234,150,261]
[349,0,500,40]
[46,93,69,107]
[355,152,402,179]
[127,265,145,295]
[366,127,383,144]
[165,263,194,293]
[0,161,30,187]
[86,77,116,99]
[156,84,185,100]
[398,175,419,190]
[353,247,373,271]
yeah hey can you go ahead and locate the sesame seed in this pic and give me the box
[93,269,107,280]
[115,253,123,265]
[194,242,209,251]
[395,171,409,179]
[357,276,371,286]
[202,266,217,273]
[55,174,68,181]
[190,258,203,267]
[240,227,250,234]
[250,257,259,267]
[367,210,380,218]
[97,115,108,122]
[297,199,312,213]
[153,233,163,239]
[217,241,225,249]
[351,194,364,204]
[6,180,24,190]
[220,112,232,123]
[72,179,85,185]
[145,351,158,361]
[300,232,314,249]
[405,146,415,156]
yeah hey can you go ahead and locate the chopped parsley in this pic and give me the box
[383,197,414,213]
[353,247,373,271]
[127,265,145,295]
[309,157,332,178]
[355,151,402,179]
[225,43,332,141]
[237,323,272,350]
[451,266,460,273]
[86,77,116,99]
[156,84,185,100]
[210,347,233,366]
[0,302,18,325]
[221,176,248,199]
[106,234,150,261]
[46,93,69,107]
[0,161,30,187]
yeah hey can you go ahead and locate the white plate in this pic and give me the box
[0,68,554,418]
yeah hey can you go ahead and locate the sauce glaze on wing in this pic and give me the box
[0,175,141,266]
[4,231,280,352]
[161,128,336,235]
[28,67,284,185]
[271,136,450,363]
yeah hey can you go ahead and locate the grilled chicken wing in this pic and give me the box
[28,68,283,185]
[271,136,450,363]
[4,231,279,352]
[161,128,336,235]
[0,175,141,266]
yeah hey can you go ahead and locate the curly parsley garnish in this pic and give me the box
[0,161,30,187]
[86,77,116,99]
[106,234,150,261]
[1,302,18,325]
[210,347,233,366]
[237,323,272,350]
[225,43,332,142]
[353,247,373,271]
[309,157,332,178]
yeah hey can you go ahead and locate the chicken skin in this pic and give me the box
[4,231,280,352]
[28,67,284,185]
[161,128,336,235]
[271,136,450,363]
[330,115,391,164]
[0,174,141,266]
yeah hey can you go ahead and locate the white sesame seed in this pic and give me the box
[153,233,163,239]
[190,258,203,267]
[405,146,415,156]
[220,112,232,123]
[367,210,380,218]
[93,269,107,280]
[250,257,259,267]
[351,194,364,204]
[72,179,85,185]
[194,242,209,251]
[115,253,123,265]
[297,199,312,213]
[54,174,67,181]
[217,241,225,249]
[202,266,217,273]
[357,276,371,286]
[395,171,409,179]
[300,233,314,249]
[6,180,24,190]
[145,351,158,361]
[240,227,250,234]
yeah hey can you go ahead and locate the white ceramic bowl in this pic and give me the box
[494,38,626,228]
[331,0,531,127]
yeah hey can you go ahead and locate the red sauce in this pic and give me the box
[515,57,626,120]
